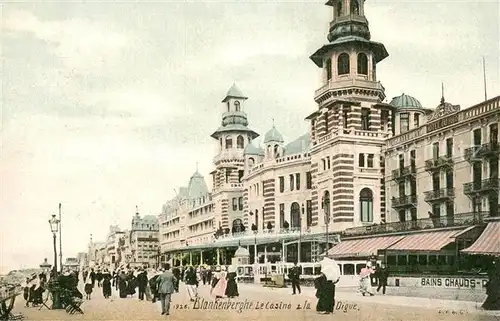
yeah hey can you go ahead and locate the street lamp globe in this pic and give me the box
[49,214,60,233]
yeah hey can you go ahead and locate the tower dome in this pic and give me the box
[264,125,284,143]
[390,93,423,109]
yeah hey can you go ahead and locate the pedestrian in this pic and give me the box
[376,264,389,295]
[359,262,375,296]
[90,268,96,288]
[172,265,181,292]
[149,270,161,303]
[201,267,207,285]
[118,271,128,298]
[211,266,227,299]
[84,276,93,300]
[96,269,103,288]
[102,269,112,299]
[185,266,198,301]
[315,257,341,315]
[137,267,148,300]
[225,265,239,298]
[482,258,500,310]
[288,261,301,295]
[156,264,177,316]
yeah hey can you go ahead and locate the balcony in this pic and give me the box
[424,188,455,203]
[465,142,500,160]
[425,157,454,172]
[391,195,418,208]
[464,178,500,195]
[342,211,490,237]
[391,165,416,181]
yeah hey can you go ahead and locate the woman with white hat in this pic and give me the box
[359,262,375,296]
[211,266,227,299]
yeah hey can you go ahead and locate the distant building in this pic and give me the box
[63,257,79,271]
[129,208,160,268]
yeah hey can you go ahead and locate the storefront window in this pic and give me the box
[418,255,427,265]
[387,255,397,266]
[428,255,437,266]
[356,264,366,274]
[438,256,447,265]
[397,255,407,265]
[409,255,418,266]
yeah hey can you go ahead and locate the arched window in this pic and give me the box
[234,101,241,112]
[357,53,368,75]
[290,202,301,228]
[232,219,243,233]
[360,188,373,222]
[350,0,359,15]
[336,0,342,17]
[274,144,280,158]
[237,135,244,148]
[226,136,233,149]
[337,53,350,75]
[248,157,255,168]
[238,197,243,211]
[326,58,332,80]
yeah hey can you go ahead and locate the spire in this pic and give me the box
[441,82,445,104]
[483,57,488,101]
[135,205,139,216]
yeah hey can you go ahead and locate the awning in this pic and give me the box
[461,221,500,256]
[326,235,405,258]
[386,230,461,251]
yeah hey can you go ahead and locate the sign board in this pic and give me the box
[419,277,487,289]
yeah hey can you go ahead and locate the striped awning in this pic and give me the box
[461,221,500,256]
[386,229,460,251]
[326,235,405,258]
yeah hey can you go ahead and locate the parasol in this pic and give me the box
[320,257,341,282]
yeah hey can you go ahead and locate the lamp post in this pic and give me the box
[322,192,331,253]
[49,214,60,273]
[298,203,305,263]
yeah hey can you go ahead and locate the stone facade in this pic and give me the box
[156,1,500,262]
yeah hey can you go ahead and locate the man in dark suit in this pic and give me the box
[136,267,148,300]
[156,263,177,316]
[376,264,389,295]
[289,261,301,295]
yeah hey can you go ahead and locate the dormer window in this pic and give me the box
[350,0,359,15]
[274,144,280,158]
[338,53,350,75]
[235,101,241,112]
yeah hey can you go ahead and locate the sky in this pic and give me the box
[0,0,498,274]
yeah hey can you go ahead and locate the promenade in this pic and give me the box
[13,281,500,321]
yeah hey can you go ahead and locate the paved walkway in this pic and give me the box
[10,281,500,321]
[242,283,499,316]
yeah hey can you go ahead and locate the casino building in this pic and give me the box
[158,0,500,276]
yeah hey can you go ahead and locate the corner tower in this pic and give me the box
[307,1,395,235]
[210,84,259,231]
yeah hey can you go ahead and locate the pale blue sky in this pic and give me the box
[1,0,498,273]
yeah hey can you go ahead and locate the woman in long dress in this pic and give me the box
[118,271,128,298]
[225,266,239,298]
[359,262,375,296]
[315,257,341,314]
[102,269,112,299]
[211,267,227,299]
[84,276,93,300]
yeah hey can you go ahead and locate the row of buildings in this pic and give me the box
[85,209,160,270]
[155,0,500,275]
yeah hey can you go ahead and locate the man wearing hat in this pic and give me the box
[156,264,176,316]
[137,267,148,301]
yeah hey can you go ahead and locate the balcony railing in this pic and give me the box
[392,165,416,181]
[342,211,490,237]
[424,156,454,172]
[464,145,483,162]
[391,195,417,208]
[464,178,500,195]
[424,188,455,202]
[465,142,500,162]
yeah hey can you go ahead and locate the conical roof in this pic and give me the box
[222,83,248,102]
[187,171,208,199]
[264,125,284,143]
